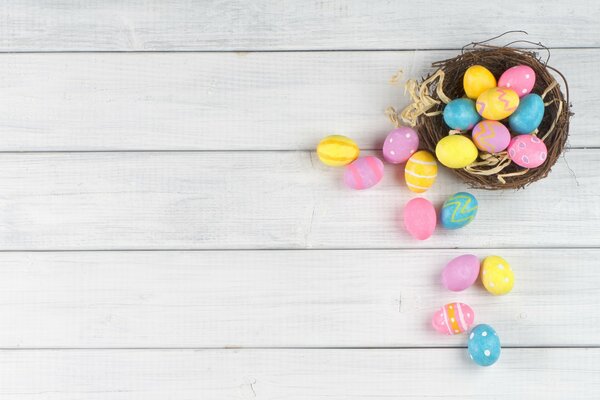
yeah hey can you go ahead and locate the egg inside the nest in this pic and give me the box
[463,65,497,99]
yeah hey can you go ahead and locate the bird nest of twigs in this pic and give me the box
[387,41,571,190]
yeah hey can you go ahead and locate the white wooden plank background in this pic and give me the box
[0,1,599,398]
[0,250,597,348]
[0,49,593,151]
[0,0,598,51]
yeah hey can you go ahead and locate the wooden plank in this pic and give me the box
[0,150,595,250]
[0,250,597,348]
[0,49,591,151]
[0,349,598,399]
[0,1,598,51]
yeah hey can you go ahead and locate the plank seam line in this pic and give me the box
[0,346,598,351]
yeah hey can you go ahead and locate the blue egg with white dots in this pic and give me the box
[441,192,478,230]
[508,93,545,134]
[468,324,501,367]
[443,98,482,131]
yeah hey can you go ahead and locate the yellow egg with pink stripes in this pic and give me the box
[476,87,520,121]
[316,135,360,167]
[432,302,475,335]
[404,150,437,193]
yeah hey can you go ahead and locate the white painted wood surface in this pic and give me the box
[0,150,595,250]
[0,0,598,51]
[1,349,598,399]
[0,250,597,348]
[0,1,598,398]
[0,49,592,151]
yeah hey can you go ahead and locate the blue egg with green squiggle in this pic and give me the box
[441,192,478,229]
[468,324,501,367]
[443,98,481,130]
[508,93,544,134]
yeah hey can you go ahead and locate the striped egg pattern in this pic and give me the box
[343,156,384,190]
[440,192,479,230]
[316,135,360,167]
[432,302,475,335]
[404,150,437,193]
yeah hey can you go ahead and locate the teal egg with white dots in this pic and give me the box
[440,192,478,229]
[468,324,501,367]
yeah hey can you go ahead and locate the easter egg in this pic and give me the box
[442,254,480,292]
[507,135,547,169]
[476,87,519,120]
[403,197,436,240]
[509,94,545,134]
[481,255,514,295]
[382,127,419,164]
[463,65,497,99]
[431,302,475,335]
[468,324,501,366]
[435,135,478,169]
[498,65,536,97]
[404,151,438,193]
[443,98,482,130]
[317,135,360,166]
[343,156,384,190]
[440,192,478,230]
[471,120,511,153]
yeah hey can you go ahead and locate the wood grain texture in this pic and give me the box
[0,1,598,51]
[0,349,598,399]
[0,49,591,151]
[0,150,594,250]
[0,250,597,348]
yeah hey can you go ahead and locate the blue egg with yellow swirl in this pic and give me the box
[508,93,545,134]
[443,98,482,131]
[441,192,478,229]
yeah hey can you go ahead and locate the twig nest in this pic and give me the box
[392,45,571,190]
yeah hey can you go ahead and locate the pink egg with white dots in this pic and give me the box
[507,135,547,168]
[498,65,536,98]
[382,127,419,164]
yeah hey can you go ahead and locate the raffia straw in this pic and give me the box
[399,70,450,127]
[385,106,401,128]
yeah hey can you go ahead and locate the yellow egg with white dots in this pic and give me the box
[481,255,514,295]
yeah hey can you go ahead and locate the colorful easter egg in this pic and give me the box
[343,156,384,190]
[498,65,536,97]
[432,302,475,335]
[509,94,545,134]
[382,127,419,164]
[476,87,520,120]
[471,120,511,153]
[481,255,514,295]
[442,254,480,292]
[403,197,436,240]
[404,151,438,193]
[440,192,478,230]
[463,65,497,99]
[468,324,501,366]
[435,135,478,169]
[507,135,547,169]
[443,98,482,130]
[317,135,360,166]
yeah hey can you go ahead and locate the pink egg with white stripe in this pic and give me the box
[343,156,384,190]
[498,65,536,98]
[431,302,475,335]
[382,127,419,164]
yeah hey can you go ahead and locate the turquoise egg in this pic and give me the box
[440,192,478,229]
[508,94,544,134]
[468,324,501,367]
[443,99,482,130]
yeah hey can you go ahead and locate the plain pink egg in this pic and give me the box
[403,197,436,240]
[441,254,480,291]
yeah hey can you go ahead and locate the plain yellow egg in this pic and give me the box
[463,65,497,99]
[435,135,478,169]
[481,255,514,295]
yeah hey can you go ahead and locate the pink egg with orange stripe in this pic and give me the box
[471,120,511,153]
[343,156,384,190]
[431,302,475,335]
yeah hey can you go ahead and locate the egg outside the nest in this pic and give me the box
[468,324,501,366]
[431,302,475,335]
[440,192,478,230]
[343,156,384,190]
[316,135,360,166]
[403,197,436,240]
[382,127,419,164]
[441,254,480,292]
[481,255,514,296]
